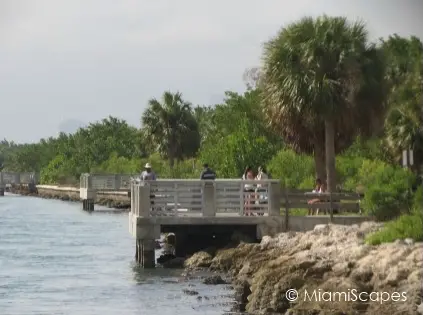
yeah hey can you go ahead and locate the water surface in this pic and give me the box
[0,194,234,315]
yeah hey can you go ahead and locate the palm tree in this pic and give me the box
[141,91,200,169]
[261,15,387,191]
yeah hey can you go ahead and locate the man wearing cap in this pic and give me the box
[141,163,157,181]
[200,163,216,180]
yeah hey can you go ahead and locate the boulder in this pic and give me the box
[203,275,227,285]
[184,251,213,269]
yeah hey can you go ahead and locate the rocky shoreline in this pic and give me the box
[184,222,423,315]
[9,187,423,313]
[8,185,131,210]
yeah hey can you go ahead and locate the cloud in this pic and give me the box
[0,0,422,143]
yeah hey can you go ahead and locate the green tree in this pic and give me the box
[200,121,277,177]
[261,15,387,191]
[141,91,200,169]
[382,35,423,172]
[193,105,215,146]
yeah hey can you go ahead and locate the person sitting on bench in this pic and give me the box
[308,178,323,215]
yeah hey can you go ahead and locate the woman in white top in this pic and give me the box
[308,178,323,215]
[255,166,268,187]
[255,166,269,207]
[243,168,255,215]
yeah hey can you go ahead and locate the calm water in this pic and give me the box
[0,194,235,315]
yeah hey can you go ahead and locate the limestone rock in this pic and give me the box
[162,257,185,268]
[184,251,213,269]
[202,275,227,285]
[405,238,415,245]
[182,289,198,296]
[206,222,422,315]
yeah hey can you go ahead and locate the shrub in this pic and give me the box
[412,185,423,214]
[359,161,417,221]
[336,156,365,191]
[40,154,78,184]
[298,176,316,190]
[366,213,423,245]
[267,149,314,188]
[91,152,141,174]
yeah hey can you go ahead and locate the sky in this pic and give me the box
[1,0,422,143]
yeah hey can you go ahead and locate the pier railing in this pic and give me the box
[0,172,39,185]
[130,179,282,217]
[129,179,363,218]
[79,173,133,191]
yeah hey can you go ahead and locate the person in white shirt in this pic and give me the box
[308,178,324,215]
[140,162,157,211]
[243,169,255,215]
[255,166,269,206]
[140,163,156,181]
[255,166,269,186]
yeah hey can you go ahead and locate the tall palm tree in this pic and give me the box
[261,15,387,191]
[141,91,200,169]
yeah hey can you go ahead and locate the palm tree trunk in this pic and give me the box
[313,141,326,181]
[169,156,175,169]
[325,118,336,192]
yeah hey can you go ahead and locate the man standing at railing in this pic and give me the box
[141,163,157,181]
[140,163,157,212]
[200,163,216,180]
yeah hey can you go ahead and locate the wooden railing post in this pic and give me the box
[137,182,151,217]
[202,181,216,216]
[80,173,96,211]
[114,174,122,190]
[239,182,244,216]
[130,181,135,215]
[268,181,281,216]
[329,192,334,222]
[15,173,21,185]
[0,172,4,196]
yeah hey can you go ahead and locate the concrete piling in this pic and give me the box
[135,239,155,268]
[82,199,94,211]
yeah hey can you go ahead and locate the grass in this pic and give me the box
[365,213,423,245]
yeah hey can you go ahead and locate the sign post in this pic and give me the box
[402,149,414,168]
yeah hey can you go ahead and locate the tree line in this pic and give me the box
[1,16,422,218]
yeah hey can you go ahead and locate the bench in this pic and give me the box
[281,189,363,215]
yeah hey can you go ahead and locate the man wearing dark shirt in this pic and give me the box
[200,163,216,180]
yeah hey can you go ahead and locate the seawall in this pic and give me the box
[10,184,131,210]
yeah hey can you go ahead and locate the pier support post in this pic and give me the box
[80,174,96,211]
[0,173,4,196]
[136,239,156,268]
[134,219,160,268]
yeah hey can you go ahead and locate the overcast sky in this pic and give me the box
[1,0,422,143]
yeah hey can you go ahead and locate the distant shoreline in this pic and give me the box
[7,185,131,210]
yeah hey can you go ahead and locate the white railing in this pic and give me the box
[80,173,133,191]
[130,179,282,217]
[0,172,39,185]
